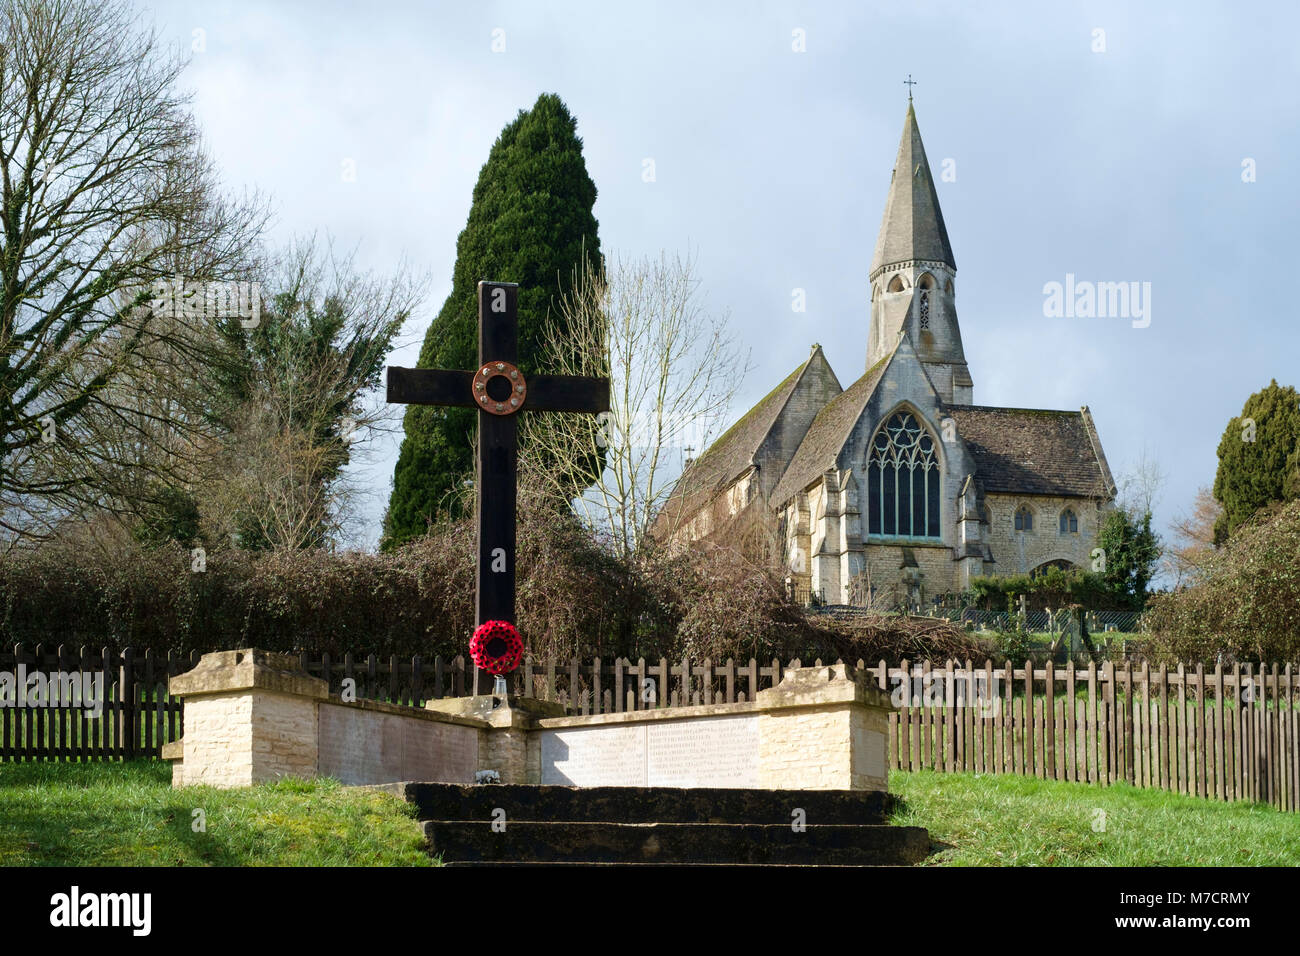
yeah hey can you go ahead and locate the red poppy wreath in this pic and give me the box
[469,620,524,675]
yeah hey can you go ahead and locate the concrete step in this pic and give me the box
[423,820,931,866]
[377,783,896,825]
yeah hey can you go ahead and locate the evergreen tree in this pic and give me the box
[1096,507,1161,608]
[384,93,602,547]
[1212,380,1300,543]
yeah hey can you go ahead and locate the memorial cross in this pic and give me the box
[387,280,610,650]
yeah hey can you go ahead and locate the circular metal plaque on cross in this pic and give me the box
[472,360,527,415]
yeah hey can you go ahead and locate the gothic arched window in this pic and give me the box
[916,273,935,328]
[887,274,906,293]
[867,411,941,538]
[1059,508,1078,534]
[1014,505,1033,532]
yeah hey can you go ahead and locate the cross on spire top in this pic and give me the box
[903,74,917,101]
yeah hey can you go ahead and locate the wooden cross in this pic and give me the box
[387,280,610,644]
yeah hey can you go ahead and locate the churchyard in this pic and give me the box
[0,0,1295,913]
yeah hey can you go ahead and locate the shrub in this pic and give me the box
[967,564,1144,612]
[0,503,988,665]
[1144,499,1300,663]
[992,628,1032,667]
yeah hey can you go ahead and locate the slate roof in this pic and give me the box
[652,354,815,536]
[946,405,1116,499]
[768,355,891,506]
[869,103,956,278]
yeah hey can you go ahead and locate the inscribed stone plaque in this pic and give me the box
[317,704,478,786]
[646,716,758,787]
[852,719,887,780]
[541,715,761,788]
[541,724,646,786]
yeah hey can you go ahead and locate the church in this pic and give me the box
[654,101,1118,608]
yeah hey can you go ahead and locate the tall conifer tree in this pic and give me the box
[383,94,602,547]
[1212,379,1300,543]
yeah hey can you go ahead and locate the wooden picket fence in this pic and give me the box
[0,645,198,762]
[2,644,1297,814]
[881,659,1300,814]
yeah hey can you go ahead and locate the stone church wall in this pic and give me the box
[753,348,842,501]
[983,493,1106,575]
[859,542,960,604]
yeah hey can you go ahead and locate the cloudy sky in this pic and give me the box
[146,0,1299,556]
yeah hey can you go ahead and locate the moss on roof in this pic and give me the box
[652,353,817,536]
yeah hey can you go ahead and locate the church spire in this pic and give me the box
[868,101,955,280]
[865,100,972,403]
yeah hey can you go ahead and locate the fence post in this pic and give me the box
[1286,663,1295,813]
[57,643,69,762]
[1157,662,1168,792]
[143,647,157,757]
[121,647,136,761]
[1044,659,1056,780]
[14,643,27,759]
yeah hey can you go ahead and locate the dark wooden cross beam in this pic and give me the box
[387,280,610,646]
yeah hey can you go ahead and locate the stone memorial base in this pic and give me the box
[164,651,895,794]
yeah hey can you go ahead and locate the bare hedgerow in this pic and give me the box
[0,508,983,665]
[1144,499,1300,664]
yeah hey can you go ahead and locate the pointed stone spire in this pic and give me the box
[865,101,972,403]
[868,102,955,280]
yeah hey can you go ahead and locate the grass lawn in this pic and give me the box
[4,760,1297,867]
[0,761,432,866]
[890,769,1300,866]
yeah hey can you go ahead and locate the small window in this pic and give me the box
[917,272,936,290]
[1059,508,1078,534]
[1014,506,1033,532]
[887,275,905,293]
[945,279,954,295]
[919,290,930,329]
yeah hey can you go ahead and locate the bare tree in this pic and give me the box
[520,250,749,559]
[198,236,426,551]
[0,0,267,544]
[1117,445,1167,517]
[1163,485,1222,588]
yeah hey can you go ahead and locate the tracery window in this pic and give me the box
[1059,508,1078,533]
[1014,505,1033,532]
[867,411,941,538]
[919,290,930,328]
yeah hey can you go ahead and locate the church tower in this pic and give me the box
[866,101,974,405]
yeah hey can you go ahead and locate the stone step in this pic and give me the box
[442,862,898,868]
[423,820,931,866]
[377,782,896,825]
